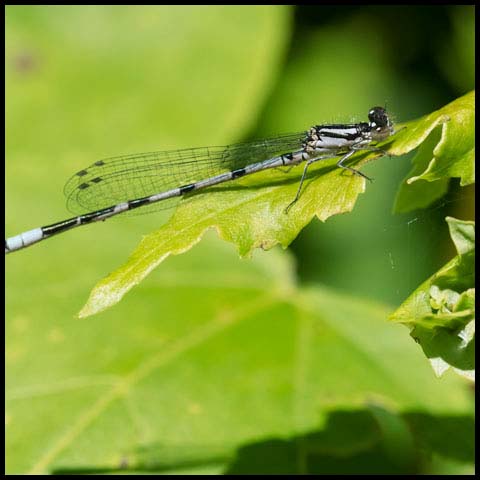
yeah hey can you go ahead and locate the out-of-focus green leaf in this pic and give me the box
[6,5,292,238]
[6,235,474,474]
[439,6,475,93]
[394,91,474,213]
[5,5,291,154]
[404,411,475,474]
[81,92,475,317]
[390,217,475,380]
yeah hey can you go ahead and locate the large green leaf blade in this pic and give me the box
[79,166,366,317]
[6,238,474,474]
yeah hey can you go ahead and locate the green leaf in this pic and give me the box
[6,237,474,474]
[6,5,292,152]
[394,90,475,213]
[79,167,366,317]
[390,217,475,380]
[393,130,450,213]
[439,6,475,93]
[448,214,475,255]
[81,91,475,317]
[6,5,292,237]
[404,411,475,474]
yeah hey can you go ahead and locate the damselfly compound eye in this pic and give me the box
[368,106,389,128]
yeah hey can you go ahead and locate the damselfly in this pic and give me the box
[5,106,395,254]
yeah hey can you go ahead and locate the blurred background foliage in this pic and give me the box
[5,5,474,474]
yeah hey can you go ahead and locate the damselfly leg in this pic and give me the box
[284,154,335,213]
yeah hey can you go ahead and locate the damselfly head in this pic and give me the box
[368,106,394,139]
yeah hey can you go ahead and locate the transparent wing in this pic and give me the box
[64,132,306,215]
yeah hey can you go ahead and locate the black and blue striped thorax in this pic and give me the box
[309,122,372,141]
[303,123,371,154]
